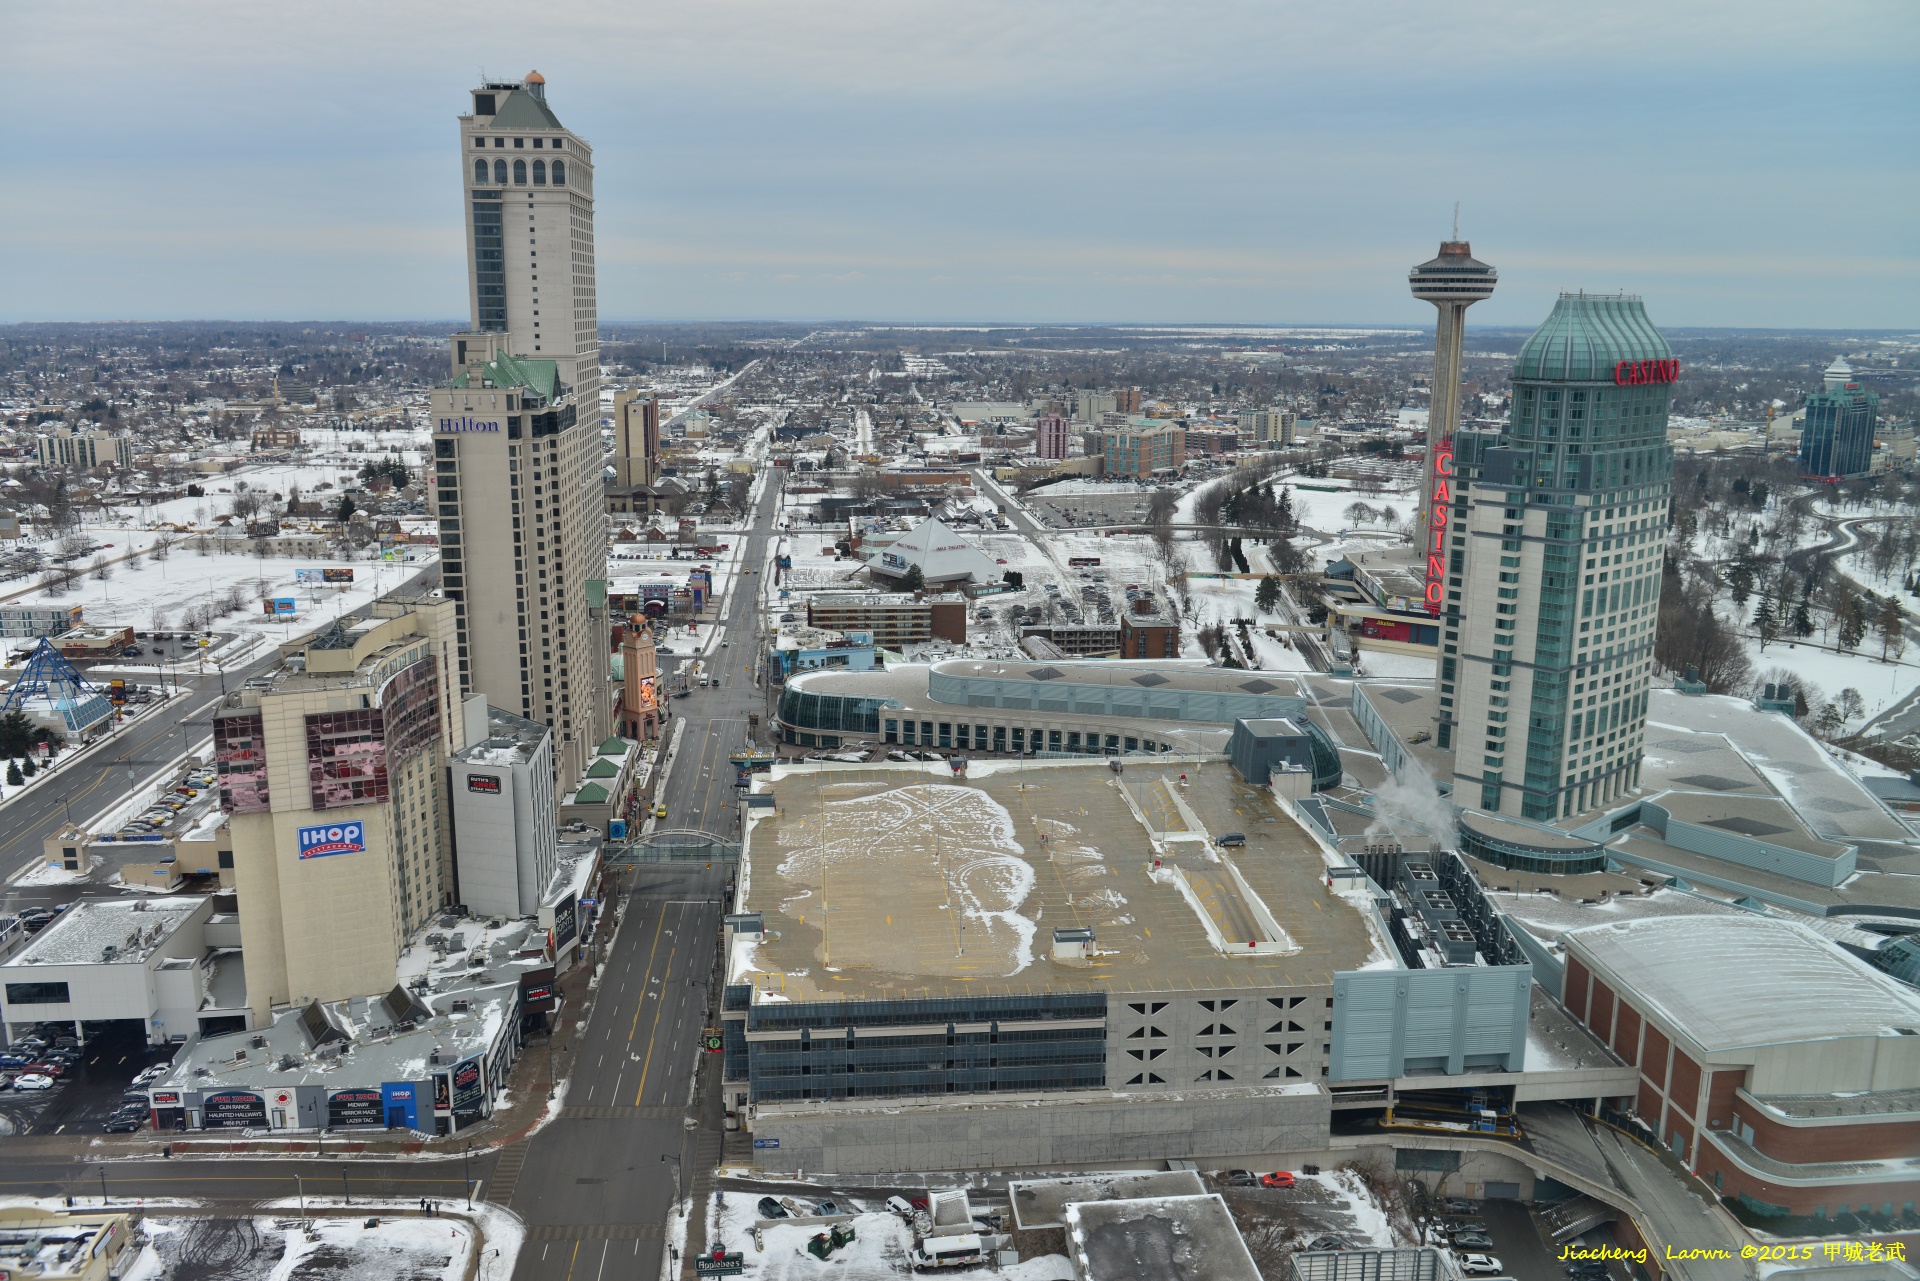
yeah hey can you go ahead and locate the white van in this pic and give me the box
[911,1233,986,1270]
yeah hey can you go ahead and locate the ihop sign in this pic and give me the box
[298,821,366,859]
[1614,359,1679,386]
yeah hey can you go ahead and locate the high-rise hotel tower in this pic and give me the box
[1443,294,1676,822]
[431,73,609,790]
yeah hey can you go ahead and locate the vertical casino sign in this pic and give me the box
[1423,438,1454,616]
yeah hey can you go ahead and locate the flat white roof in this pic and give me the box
[2,897,206,968]
[1566,914,1920,1053]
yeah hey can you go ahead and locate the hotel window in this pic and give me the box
[513,159,527,184]
[552,160,566,185]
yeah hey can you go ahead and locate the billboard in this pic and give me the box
[297,568,355,584]
[552,892,579,953]
[450,1056,485,1115]
[263,597,297,616]
[466,774,502,795]
[297,821,366,859]
[202,1090,267,1129]
[327,1088,384,1128]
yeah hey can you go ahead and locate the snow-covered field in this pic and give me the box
[1,548,432,646]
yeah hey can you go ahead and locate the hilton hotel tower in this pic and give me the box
[431,72,608,790]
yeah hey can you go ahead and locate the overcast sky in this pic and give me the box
[7,1,1917,329]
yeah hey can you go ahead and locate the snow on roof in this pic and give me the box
[1565,914,1920,1053]
[861,516,1000,584]
[4,896,207,967]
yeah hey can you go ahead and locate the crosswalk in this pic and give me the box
[526,1223,665,1241]
[557,1104,682,1121]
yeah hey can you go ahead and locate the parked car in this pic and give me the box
[1309,1237,1352,1252]
[0,1053,34,1068]
[757,1197,788,1219]
[104,1115,144,1133]
[1438,1198,1479,1214]
[815,1201,840,1216]
[1222,1170,1258,1188]
[1452,1234,1496,1251]
[1566,1265,1611,1279]
[886,1196,915,1218]
[24,1062,65,1078]
[19,910,55,931]
[1216,832,1247,847]
[13,1074,55,1091]
[1441,1220,1488,1237]
[1260,1172,1295,1189]
[1458,1255,1504,1276]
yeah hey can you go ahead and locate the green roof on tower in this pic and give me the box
[1513,292,1672,383]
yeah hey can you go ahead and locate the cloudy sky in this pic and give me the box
[7,1,1917,328]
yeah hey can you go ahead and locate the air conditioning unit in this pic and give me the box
[451,999,471,1014]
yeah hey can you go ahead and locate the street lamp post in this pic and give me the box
[660,1152,681,1201]
[340,1169,349,1205]
[296,1173,306,1221]
[98,1167,108,1206]
[464,1142,473,1209]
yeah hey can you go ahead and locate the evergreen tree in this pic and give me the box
[1877,598,1905,662]
[20,756,36,778]
[5,760,22,787]
[1838,595,1867,653]
[0,708,33,758]
[1791,600,1814,640]
[337,494,356,523]
[1254,574,1281,615]
[1752,597,1777,650]
[897,563,925,593]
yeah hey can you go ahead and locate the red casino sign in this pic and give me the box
[1614,359,1679,385]
[1424,439,1454,615]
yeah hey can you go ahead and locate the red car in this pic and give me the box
[1260,1172,1295,1189]
[24,1061,65,1078]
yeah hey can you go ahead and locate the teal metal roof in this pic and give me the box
[448,353,562,401]
[488,90,565,131]
[1513,292,1672,383]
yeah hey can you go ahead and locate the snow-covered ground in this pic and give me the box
[703,1194,1071,1281]
[1,549,433,648]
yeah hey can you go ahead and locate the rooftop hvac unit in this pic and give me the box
[451,999,471,1013]
[250,1034,268,1049]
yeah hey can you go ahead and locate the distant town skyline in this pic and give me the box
[7,0,1917,329]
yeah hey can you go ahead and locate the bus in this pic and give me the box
[1066,556,1102,567]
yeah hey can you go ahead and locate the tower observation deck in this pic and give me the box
[1410,238,1496,612]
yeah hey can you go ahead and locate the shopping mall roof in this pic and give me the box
[731,759,1391,1006]
[1564,914,1920,1054]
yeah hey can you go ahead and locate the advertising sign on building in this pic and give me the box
[297,821,366,859]
[203,1091,268,1129]
[327,1089,385,1128]
[552,893,579,953]
[450,1056,485,1116]
[466,774,502,795]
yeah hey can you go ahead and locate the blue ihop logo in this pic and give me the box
[298,822,366,859]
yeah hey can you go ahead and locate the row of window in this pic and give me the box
[473,158,567,186]
[474,135,565,149]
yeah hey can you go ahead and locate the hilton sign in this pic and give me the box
[437,416,502,433]
[1614,359,1679,386]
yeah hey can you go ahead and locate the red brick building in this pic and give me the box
[1564,916,1920,1221]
